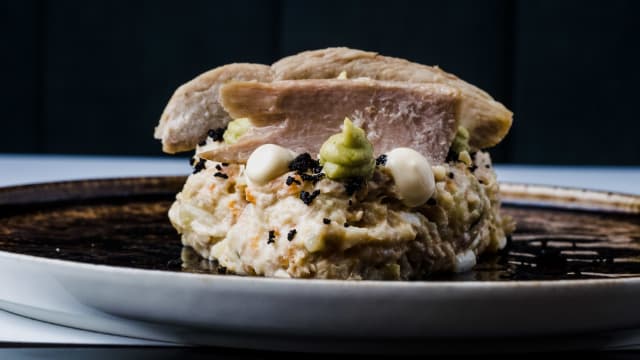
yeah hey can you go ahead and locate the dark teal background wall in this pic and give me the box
[2,0,639,164]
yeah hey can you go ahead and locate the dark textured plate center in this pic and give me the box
[1,177,639,281]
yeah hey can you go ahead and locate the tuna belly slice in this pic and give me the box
[199,79,461,164]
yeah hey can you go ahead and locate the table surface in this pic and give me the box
[1,154,639,348]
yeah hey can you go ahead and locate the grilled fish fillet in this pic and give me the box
[155,63,272,153]
[272,48,512,150]
[155,47,512,153]
[198,79,460,164]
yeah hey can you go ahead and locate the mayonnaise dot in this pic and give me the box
[385,148,436,207]
[245,144,296,185]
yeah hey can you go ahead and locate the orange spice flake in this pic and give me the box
[245,188,256,204]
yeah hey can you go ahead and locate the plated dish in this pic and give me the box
[155,48,515,279]
[0,177,639,351]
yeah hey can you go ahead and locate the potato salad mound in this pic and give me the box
[169,120,513,280]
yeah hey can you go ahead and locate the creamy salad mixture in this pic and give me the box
[169,120,513,280]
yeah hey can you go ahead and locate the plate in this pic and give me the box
[1,177,640,353]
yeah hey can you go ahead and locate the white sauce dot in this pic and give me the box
[245,144,296,185]
[454,250,477,273]
[385,148,436,207]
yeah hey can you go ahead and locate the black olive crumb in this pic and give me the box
[198,139,207,146]
[193,158,207,174]
[300,190,321,205]
[469,164,478,172]
[207,127,226,142]
[376,154,387,166]
[348,199,353,206]
[221,162,229,167]
[343,222,350,228]
[267,230,276,244]
[286,176,301,186]
[426,198,437,206]
[344,177,364,196]
[215,164,222,171]
[479,180,485,184]
[214,172,228,179]
[447,172,454,179]
[322,218,331,225]
[300,172,325,184]
[287,229,297,241]
[217,266,227,274]
[485,164,491,168]
[289,153,321,173]
[189,157,195,166]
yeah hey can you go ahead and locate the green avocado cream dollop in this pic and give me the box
[450,126,471,155]
[319,117,375,180]
[223,117,251,144]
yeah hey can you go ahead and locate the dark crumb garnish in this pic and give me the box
[479,179,485,184]
[267,230,276,244]
[214,172,228,179]
[426,198,437,206]
[193,158,207,174]
[207,127,226,142]
[222,162,229,167]
[286,176,301,186]
[376,154,387,166]
[300,190,321,205]
[198,139,207,146]
[348,199,353,206]
[447,172,454,179]
[189,157,195,166]
[485,164,491,168]
[469,164,478,172]
[217,266,227,274]
[322,218,331,225]
[300,172,325,184]
[343,222,350,228]
[470,152,477,161]
[289,153,321,173]
[287,229,297,241]
[344,177,364,196]
[215,164,222,171]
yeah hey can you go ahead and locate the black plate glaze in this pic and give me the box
[0,177,639,281]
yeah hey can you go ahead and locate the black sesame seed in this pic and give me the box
[376,154,387,166]
[286,176,301,186]
[300,190,321,205]
[215,164,222,171]
[343,222,350,228]
[193,158,207,174]
[426,198,437,206]
[287,229,297,241]
[214,172,228,179]
[448,172,454,179]
[207,127,226,142]
[267,230,276,244]
[322,218,331,225]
